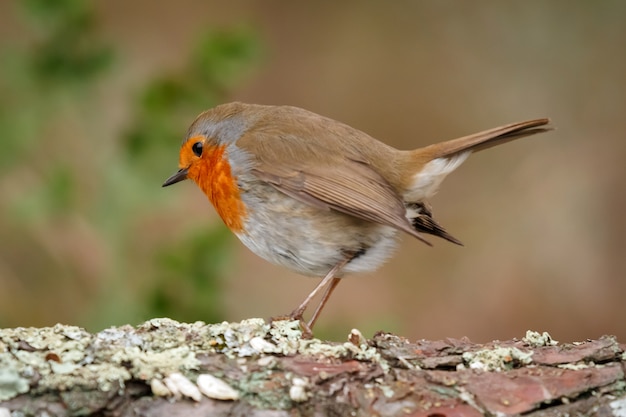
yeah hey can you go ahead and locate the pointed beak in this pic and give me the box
[162,167,189,187]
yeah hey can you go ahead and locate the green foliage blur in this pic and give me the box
[0,1,262,329]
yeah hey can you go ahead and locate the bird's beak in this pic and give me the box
[162,167,189,187]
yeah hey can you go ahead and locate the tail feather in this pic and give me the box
[403,118,552,202]
[420,118,551,160]
[401,118,552,244]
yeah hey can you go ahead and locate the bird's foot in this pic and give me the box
[269,311,313,339]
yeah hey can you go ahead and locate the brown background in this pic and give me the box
[1,1,624,342]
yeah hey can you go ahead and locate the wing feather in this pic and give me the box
[251,157,432,246]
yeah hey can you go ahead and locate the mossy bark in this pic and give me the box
[1,319,624,416]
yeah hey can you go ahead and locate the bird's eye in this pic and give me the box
[192,141,203,157]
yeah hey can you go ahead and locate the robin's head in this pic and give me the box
[162,135,203,187]
[162,102,254,187]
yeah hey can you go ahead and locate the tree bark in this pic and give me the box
[1,318,624,416]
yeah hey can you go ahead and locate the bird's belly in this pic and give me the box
[236,188,400,277]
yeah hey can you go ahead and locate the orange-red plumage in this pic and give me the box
[181,140,246,233]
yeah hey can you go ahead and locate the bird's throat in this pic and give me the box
[188,145,246,233]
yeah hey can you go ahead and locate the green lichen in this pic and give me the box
[238,368,293,409]
[0,318,389,406]
[0,369,30,401]
[462,346,533,372]
[523,330,558,347]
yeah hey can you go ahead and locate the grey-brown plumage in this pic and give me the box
[164,102,552,334]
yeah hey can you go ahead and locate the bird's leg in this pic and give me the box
[307,277,341,331]
[289,255,353,337]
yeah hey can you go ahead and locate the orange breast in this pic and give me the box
[187,145,247,233]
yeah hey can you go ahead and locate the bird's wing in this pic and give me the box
[237,132,432,246]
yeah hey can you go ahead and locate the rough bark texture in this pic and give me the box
[0,318,624,416]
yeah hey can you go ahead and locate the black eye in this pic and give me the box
[192,141,203,157]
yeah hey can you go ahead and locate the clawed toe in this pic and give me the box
[268,312,313,339]
[290,314,313,339]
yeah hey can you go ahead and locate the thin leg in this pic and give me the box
[289,260,346,320]
[307,277,341,330]
[289,255,354,338]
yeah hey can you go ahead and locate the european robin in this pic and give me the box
[163,102,550,335]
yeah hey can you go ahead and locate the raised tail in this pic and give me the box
[404,118,552,201]
[419,118,551,160]
[401,118,552,244]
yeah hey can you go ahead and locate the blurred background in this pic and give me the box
[0,0,624,343]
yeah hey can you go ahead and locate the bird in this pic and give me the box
[163,102,551,336]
